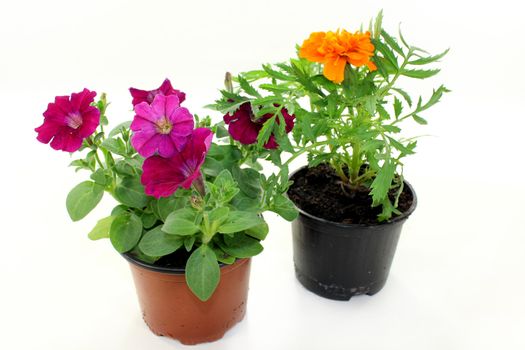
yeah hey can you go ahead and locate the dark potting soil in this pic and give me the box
[287,164,413,225]
[154,249,192,269]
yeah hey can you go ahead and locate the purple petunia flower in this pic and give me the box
[131,94,194,158]
[129,79,186,107]
[141,128,213,198]
[35,88,100,152]
[223,103,295,149]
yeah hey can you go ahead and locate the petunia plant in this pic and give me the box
[35,79,296,301]
[209,11,449,221]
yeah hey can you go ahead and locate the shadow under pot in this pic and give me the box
[287,165,417,301]
[122,254,251,345]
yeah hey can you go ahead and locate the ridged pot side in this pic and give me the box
[289,166,417,301]
[124,255,251,345]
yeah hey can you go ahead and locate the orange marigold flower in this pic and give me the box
[299,29,377,84]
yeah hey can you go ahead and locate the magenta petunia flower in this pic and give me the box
[35,89,100,152]
[129,79,186,107]
[223,103,295,149]
[141,128,213,198]
[131,94,194,158]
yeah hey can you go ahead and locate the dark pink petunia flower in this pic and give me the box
[35,88,100,152]
[141,128,213,198]
[129,79,186,107]
[131,94,194,158]
[223,103,295,149]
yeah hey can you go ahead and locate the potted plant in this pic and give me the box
[34,79,296,344]
[210,12,449,300]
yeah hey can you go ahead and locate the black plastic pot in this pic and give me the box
[289,168,417,301]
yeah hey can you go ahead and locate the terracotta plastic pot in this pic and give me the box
[289,167,417,301]
[122,254,251,345]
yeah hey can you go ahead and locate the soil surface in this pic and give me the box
[287,164,413,224]
[154,249,192,269]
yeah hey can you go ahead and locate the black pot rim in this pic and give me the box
[121,252,230,275]
[288,165,418,228]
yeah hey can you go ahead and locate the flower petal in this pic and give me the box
[50,129,83,152]
[323,56,347,84]
[141,156,186,198]
[224,104,260,145]
[70,88,97,112]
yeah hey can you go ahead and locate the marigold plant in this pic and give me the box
[209,11,449,221]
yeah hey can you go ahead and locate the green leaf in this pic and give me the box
[163,208,200,236]
[238,75,262,98]
[90,169,108,186]
[393,97,403,118]
[88,216,115,240]
[257,115,276,148]
[101,138,127,156]
[218,232,263,258]
[214,169,235,187]
[383,125,401,133]
[114,177,148,209]
[110,213,143,253]
[230,191,262,211]
[380,29,404,56]
[138,226,184,257]
[66,181,104,221]
[401,68,440,79]
[387,136,415,155]
[373,39,398,69]
[262,64,295,81]
[202,144,242,177]
[370,160,396,206]
[362,96,377,116]
[212,246,236,264]
[240,69,268,80]
[108,121,132,138]
[373,9,383,39]
[392,88,412,107]
[156,195,187,221]
[377,197,401,222]
[208,206,230,224]
[232,166,262,199]
[408,48,449,65]
[270,194,299,221]
[218,211,265,234]
[376,104,390,120]
[260,83,292,93]
[417,85,450,112]
[128,246,159,264]
[412,115,428,125]
[184,236,196,252]
[212,169,240,204]
[185,245,220,301]
[111,204,128,216]
[141,212,157,229]
[114,160,137,177]
[245,222,269,240]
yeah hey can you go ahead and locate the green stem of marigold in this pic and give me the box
[284,138,353,167]
[350,141,362,183]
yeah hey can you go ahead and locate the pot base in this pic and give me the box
[142,311,246,345]
[295,266,386,300]
[125,256,251,345]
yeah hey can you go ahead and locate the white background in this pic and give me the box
[1,0,524,349]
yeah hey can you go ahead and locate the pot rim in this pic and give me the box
[122,252,247,275]
[288,165,418,228]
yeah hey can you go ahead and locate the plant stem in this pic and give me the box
[94,150,105,170]
[377,51,412,98]
[350,141,361,183]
